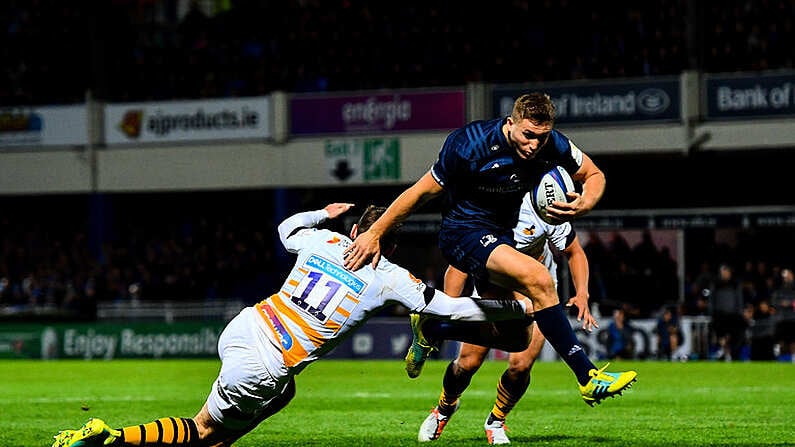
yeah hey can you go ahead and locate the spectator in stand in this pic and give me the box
[606,307,636,360]
[771,268,795,314]
[771,268,795,361]
[709,264,749,361]
[656,306,683,360]
[749,299,777,360]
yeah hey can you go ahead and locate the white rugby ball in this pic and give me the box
[531,166,575,224]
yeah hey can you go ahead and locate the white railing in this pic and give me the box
[97,300,246,323]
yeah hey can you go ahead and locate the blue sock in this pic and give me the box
[534,303,595,385]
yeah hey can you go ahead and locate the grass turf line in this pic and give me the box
[3,359,793,446]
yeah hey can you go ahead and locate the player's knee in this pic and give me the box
[520,271,557,306]
[505,363,532,380]
[454,356,484,373]
[193,405,230,444]
[507,356,535,373]
[193,417,217,442]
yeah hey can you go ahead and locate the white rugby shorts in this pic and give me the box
[205,307,290,429]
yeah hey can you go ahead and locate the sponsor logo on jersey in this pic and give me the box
[261,303,294,350]
[306,255,365,293]
[326,236,340,244]
[490,144,500,151]
[522,225,536,236]
[476,182,531,193]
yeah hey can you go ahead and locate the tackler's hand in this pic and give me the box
[343,230,381,271]
[324,203,355,219]
[566,294,598,332]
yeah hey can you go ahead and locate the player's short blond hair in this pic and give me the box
[512,92,555,125]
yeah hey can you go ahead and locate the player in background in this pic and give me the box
[51,203,536,447]
[415,192,597,444]
[343,92,636,410]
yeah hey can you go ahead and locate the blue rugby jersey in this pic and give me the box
[431,117,583,231]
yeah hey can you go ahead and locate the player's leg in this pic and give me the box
[50,412,210,447]
[199,377,297,447]
[419,318,532,352]
[406,266,470,378]
[418,343,489,442]
[51,382,295,447]
[443,264,474,296]
[406,266,531,378]
[108,405,223,447]
[486,245,637,405]
[483,323,544,445]
[52,310,293,447]
[431,265,532,352]
[196,309,296,444]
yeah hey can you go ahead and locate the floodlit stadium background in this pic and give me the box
[1,0,794,365]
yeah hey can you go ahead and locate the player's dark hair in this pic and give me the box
[356,205,401,248]
[512,92,555,125]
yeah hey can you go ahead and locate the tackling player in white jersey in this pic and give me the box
[414,193,597,444]
[52,203,535,447]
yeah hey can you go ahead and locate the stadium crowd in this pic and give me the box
[2,0,794,105]
[1,191,794,360]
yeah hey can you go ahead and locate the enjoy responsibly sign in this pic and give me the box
[0,323,224,359]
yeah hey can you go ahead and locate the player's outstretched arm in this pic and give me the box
[343,171,443,270]
[563,235,597,331]
[277,203,354,247]
[324,202,355,219]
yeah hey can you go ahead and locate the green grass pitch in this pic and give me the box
[2,359,793,446]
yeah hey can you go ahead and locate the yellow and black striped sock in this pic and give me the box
[438,389,459,416]
[438,360,474,415]
[490,370,531,421]
[115,417,198,446]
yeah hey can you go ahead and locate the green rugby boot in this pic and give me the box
[52,418,120,447]
[579,363,638,406]
[405,313,438,379]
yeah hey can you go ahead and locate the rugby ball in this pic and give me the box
[531,166,575,224]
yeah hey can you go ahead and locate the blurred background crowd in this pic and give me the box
[1,0,794,360]
[1,0,794,105]
[1,190,793,361]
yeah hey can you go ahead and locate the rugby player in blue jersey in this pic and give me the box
[343,92,637,411]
